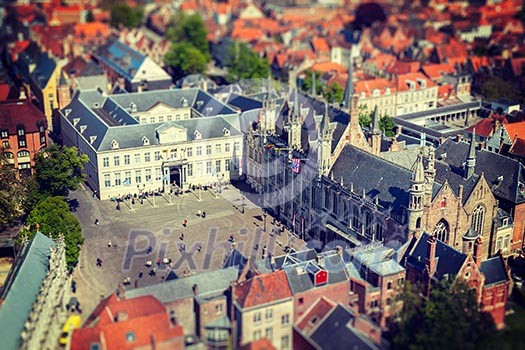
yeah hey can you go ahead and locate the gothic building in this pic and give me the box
[244,61,500,259]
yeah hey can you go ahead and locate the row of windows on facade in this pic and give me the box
[1,125,45,139]
[102,159,240,187]
[102,143,241,167]
[2,136,46,149]
[139,113,190,124]
[252,310,290,324]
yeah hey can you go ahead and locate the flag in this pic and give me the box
[123,178,131,186]
[291,158,301,173]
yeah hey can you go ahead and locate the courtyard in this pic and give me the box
[70,182,305,314]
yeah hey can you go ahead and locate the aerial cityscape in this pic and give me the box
[0,0,525,349]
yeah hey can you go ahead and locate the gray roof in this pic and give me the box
[125,267,238,303]
[405,232,467,279]
[347,246,405,279]
[30,53,56,89]
[62,89,242,152]
[309,305,379,350]
[0,233,55,350]
[282,253,348,295]
[331,145,441,212]
[436,138,525,204]
[480,256,509,286]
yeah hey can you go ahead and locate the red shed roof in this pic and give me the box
[235,270,292,308]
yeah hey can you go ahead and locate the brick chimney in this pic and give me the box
[473,237,482,268]
[425,235,437,277]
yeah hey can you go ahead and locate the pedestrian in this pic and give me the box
[116,203,120,211]
[157,258,161,266]
[197,244,202,252]
[197,210,202,217]
[95,218,99,226]
[202,211,206,218]
[139,272,143,278]
[180,233,184,240]
[183,219,187,227]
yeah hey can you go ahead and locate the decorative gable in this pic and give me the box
[142,136,150,146]
[155,123,187,144]
[111,139,119,149]
[194,130,202,140]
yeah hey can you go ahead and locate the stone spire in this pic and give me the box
[321,101,330,136]
[370,105,381,155]
[465,129,476,179]
[311,71,316,97]
[343,55,354,111]
[288,88,302,149]
[408,152,425,237]
[318,100,334,177]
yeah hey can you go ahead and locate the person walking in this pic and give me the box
[107,240,112,248]
[183,219,187,227]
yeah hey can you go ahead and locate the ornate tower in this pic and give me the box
[408,153,425,237]
[318,102,335,177]
[465,129,476,179]
[260,97,277,135]
[288,88,302,149]
[343,55,354,112]
[424,144,436,205]
[370,105,381,155]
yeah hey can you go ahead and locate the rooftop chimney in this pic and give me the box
[473,237,482,268]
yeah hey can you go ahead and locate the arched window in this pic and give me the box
[364,211,373,238]
[352,206,359,230]
[376,222,383,241]
[471,205,485,235]
[416,217,421,229]
[433,219,449,243]
[4,152,13,159]
[17,150,30,157]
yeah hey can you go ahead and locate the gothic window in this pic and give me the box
[352,206,360,230]
[433,219,449,243]
[342,201,349,223]
[471,205,485,235]
[416,217,421,229]
[324,188,330,210]
[332,192,338,215]
[364,211,373,238]
[375,222,383,241]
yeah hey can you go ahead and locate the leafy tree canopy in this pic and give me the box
[165,42,208,77]
[324,82,344,104]
[34,144,88,197]
[0,150,26,229]
[19,196,84,268]
[226,41,269,82]
[392,279,495,350]
[358,105,372,128]
[167,12,210,61]
[110,4,143,29]
[481,76,523,103]
[380,115,396,138]
[302,70,324,96]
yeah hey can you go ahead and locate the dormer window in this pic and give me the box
[73,118,80,126]
[64,109,72,116]
[17,128,25,136]
[111,139,119,149]
[142,136,150,145]
[79,125,87,134]
[385,88,391,95]
[90,136,97,144]
[194,130,202,140]
[360,92,366,99]
[222,128,230,136]
[372,89,380,97]
[1,129,8,138]
[129,102,137,113]
[181,97,189,107]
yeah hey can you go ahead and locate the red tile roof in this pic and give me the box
[354,78,396,97]
[395,73,436,92]
[509,137,525,157]
[71,294,184,350]
[235,271,292,308]
[296,297,336,334]
[240,338,276,350]
[311,36,330,53]
[504,121,525,141]
[310,62,346,74]
[0,100,47,134]
[421,63,455,81]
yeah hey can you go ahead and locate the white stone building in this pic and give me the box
[60,88,244,200]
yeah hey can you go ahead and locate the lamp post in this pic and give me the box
[263,210,267,232]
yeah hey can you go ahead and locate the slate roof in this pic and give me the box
[436,138,525,204]
[480,256,509,286]
[30,53,56,89]
[404,232,467,279]
[309,305,379,350]
[331,145,441,211]
[0,233,55,350]
[94,38,146,81]
[125,267,238,303]
[62,89,241,152]
[223,249,248,270]
[282,253,348,295]
[0,99,47,133]
[226,93,263,112]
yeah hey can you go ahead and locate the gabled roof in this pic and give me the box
[436,138,525,203]
[405,232,467,279]
[309,305,379,350]
[331,145,441,212]
[125,267,238,303]
[30,53,57,89]
[480,256,509,286]
[235,270,292,309]
[72,294,184,350]
[0,233,55,350]
[0,99,47,134]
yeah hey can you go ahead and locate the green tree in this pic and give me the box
[18,196,84,268]
[302,70,324,96]
[110,4,143,29]
[0,150,27,229]
[34,144,88,197]
[380,115,396,137]
[167,12,210,61]
[358,105,372,128]
[324,82,344,104]
[165,43,207,77]
[392,279,495,350]
[481,76,522,102]
[226,41,269,82]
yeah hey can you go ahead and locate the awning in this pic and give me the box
[326,224,362,246]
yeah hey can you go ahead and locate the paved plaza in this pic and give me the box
[70,183,305,315]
